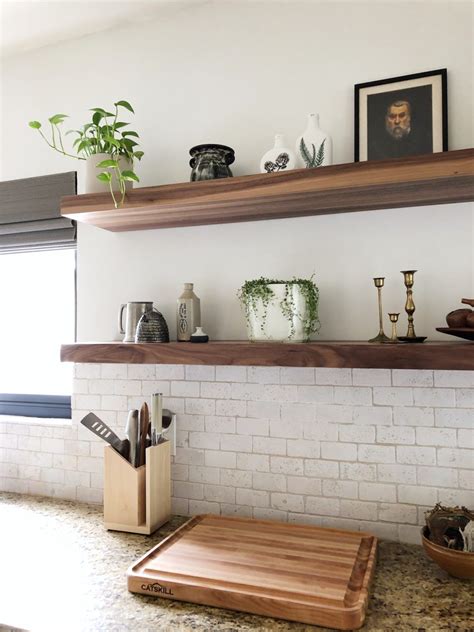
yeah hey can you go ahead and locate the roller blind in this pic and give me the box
[0,171,77,254]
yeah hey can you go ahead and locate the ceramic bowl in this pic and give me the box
[421,527,474,579]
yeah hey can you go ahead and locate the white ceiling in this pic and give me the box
[0,0,206,58]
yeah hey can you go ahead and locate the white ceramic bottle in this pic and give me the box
[177,283,201,341]
[260,134,297,174]
[295,114,332,168]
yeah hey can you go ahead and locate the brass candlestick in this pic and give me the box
[398,269,427,343]
[386,312,400,344]
[369,277,390,343]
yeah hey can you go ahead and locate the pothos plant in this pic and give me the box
[237,276,320,341]
[29,100,143,208]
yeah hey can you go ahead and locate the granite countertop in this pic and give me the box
[0,493,471,632]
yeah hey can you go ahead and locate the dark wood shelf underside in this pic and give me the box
[61,341,474,370]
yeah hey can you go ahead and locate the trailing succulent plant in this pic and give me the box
[299,137,326,168]
[29,100,143,208]
[425,503,474,551]
[237,276,320,341]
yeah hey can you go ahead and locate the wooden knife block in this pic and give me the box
[103,441,171,535]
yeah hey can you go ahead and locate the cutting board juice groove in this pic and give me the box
[127,514,377,629]
[104,441,171,535]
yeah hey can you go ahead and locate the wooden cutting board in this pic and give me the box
[127,514,377,630]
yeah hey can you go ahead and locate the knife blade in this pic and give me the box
[125,409,139,467]
[138,402,149,467]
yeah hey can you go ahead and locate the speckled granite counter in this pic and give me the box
[0,493,471,632]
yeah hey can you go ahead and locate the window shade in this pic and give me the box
[0,171,77,254]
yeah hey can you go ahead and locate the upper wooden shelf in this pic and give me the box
[61,149,474,232]
[60,341,474,370]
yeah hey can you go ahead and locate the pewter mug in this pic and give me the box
[118,302,153,342]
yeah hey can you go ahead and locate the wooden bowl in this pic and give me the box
[421,527,474,579]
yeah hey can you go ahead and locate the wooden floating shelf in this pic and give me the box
[60,341,474,370]
[61,149,474,232]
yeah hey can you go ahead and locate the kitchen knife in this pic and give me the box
[80,412,130,460]
[138,402,150,467]
[125,409,139,467]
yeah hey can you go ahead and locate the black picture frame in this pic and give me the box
[354,68,448,162]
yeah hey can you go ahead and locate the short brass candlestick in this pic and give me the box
[386,312,400,344]
[398,269,427,343]
[369,277,390,343]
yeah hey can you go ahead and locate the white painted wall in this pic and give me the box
[1,1,473,342]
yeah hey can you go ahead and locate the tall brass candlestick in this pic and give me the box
[369,277,390,343]
[401,270,417,338]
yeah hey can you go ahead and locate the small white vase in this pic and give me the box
[84,153,133,194]
[246,283,308,342]
[260,134,297,174]
[295,114,332,168]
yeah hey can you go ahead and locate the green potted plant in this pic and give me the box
[237,276,320,342]
[29,100,143,207]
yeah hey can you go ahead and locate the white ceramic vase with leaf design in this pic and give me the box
[295,114,332,169]
[84,153,133,194]
[260,134,297,174]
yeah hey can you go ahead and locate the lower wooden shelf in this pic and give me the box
[60,340,473,370]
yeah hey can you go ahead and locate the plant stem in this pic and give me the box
[38,129,85,160]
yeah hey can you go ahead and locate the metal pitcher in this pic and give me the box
[118,302,153,342]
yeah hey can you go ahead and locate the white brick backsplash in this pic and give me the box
[3,363,472,546]
[377,464,417,484]
[188,465,218,484]
[237,417,269,436]
[271,456,304,475]
[323,480,358,499]
[281,367,315,384]
[456,388,474,407]
[417,466,458,488]
[215,399,247,417]
[398,485,438,505]
[340,462,377,481]
[253,472,286,492]
[334,387,372,406]
[414,388,456,408]
[437,448,473,469]
[416,427,457,447]
[216,366,247,382]
[392,370,433,387]
[359,482,396,503]
[339,426,375,443]
[358,444,395,463]
[185,366,215,381]
[352,369,391,386]
[248,367,280,384]
[373,388,413,406]
[298,385,334,404]
[253,436,286,455]
[397,446,436,465]
[287,439,319,458]
[435,371,474,387]
[205,416,235,434]
[377,427,415,445]
[321,441,357,461]
[236,453,268,471]
[394,406,434,426]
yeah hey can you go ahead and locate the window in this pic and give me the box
[0,249,75,418]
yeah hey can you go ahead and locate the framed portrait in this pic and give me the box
[354,68,447,162]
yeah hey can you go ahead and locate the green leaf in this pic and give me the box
[113,122,129,129]
[65,129,81,136]
[104,135,121,149]
[114,100,134,113]
[92,111,103,126]
[48,113,68,125]
[122,131,139,138]
[77,140,90,153]
[96,172,112,182]
[90,108,114,116]
[122,138,138,149]
[96,159,119,168]
[121,170,139,182]
[133,151,144,161]
[28,120,42,129]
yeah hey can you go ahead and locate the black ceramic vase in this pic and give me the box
[189,144,235,181]
[135,309,170,343]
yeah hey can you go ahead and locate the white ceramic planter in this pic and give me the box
[84,153,133,194]
[246,283,309,342]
